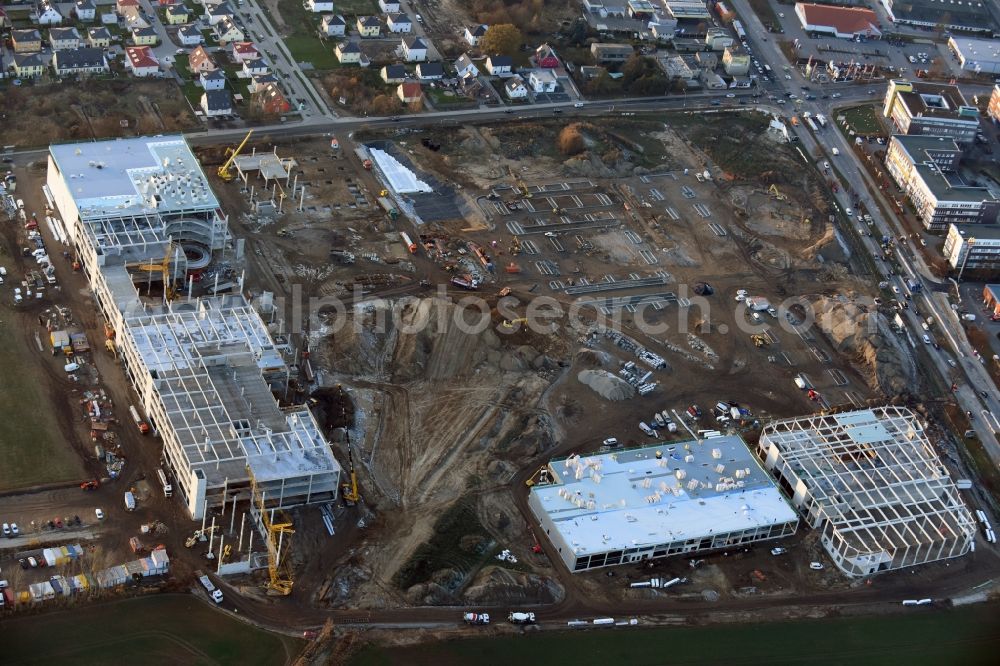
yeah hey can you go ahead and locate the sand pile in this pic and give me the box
[577,369,636,401]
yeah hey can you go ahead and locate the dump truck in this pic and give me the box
[197,571,224,604]
[129,405,150,435]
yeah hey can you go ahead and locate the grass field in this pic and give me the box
[839,104,887,137]
[0,594,303,665]
[278,0,352,70]
[0,317,83,490]
[351,604,1000,666]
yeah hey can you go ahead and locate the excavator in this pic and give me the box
[501,317,528,329]
[507,165,531,199]
[341,437,360,507]
[217,130,254,182]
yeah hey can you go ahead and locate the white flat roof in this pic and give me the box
[532,436,797,556]
[368,147,433,194]
[49,135,219,220]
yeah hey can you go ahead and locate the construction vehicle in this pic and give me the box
[768,184,787,202]
[220,543,232,564]
[341,437,360,506]
[250,472,295,595]
[197,571,224,604]
[184,525,217,548]
[379,189,389,197]
[362,159,373,170]
[506,165,531,198]
[129,405,150,435]
[501,317,528,329]
[217,130,253,182]
[80,479,99,491]
[126,240,181,301]
[498,287,511,297]
[510,237,522,255]
[505,262,522,274]
[751,334,769,348]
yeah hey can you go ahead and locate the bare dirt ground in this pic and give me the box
[0,80,198,149]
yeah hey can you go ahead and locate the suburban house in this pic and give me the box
[381,63,407,83]
[86,26,112,48]
[415,61,444,80]
[74,0,96,22]
[49,27,81,51]
[386,13,411,33]
[53,47,108,76]
[178,24,203,45]
[486,54,512,76]
[125,45,159,76]
[248,72,277,93]
[231,41,260,63]
[35,2,63,26]
[252,81,291,115]
[164,4,190,24]
[335,40,362,64]
[188,45,217,73]
[241,57,268,77]
[12,29,42,53]
[13,53,46,78]
[528,68,558,93]
[116,0,140,13]
[320,14,346,36]
[402,36,427,62]
[214,17,245,45]
[454,53,479,78]
[123,13,150,30]
[357,16,381,37]
[304,0,335,11]
[534,44,559,68]
[379,0,401,12]
[200,68,226,89]
[131,25,158,46]
[464,24,487,46]
[504,74,528,99]
[397,81,423,103]
[205,2,234,25]
[201,90,233,117]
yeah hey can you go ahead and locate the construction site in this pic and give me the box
[0,111,997,658]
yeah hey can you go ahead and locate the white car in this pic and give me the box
[845,208,853,217]
[95,508,105,520]
[809,562,825,570]
[725,93,736,98]
[923,334,931,344]
[770,547,787,555]
[573,102,584,108]
[544,231,557,237]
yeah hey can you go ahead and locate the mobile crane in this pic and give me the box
[341,436,360,506]
[218,130,254,182]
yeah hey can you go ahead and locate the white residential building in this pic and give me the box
[528,69,558,93]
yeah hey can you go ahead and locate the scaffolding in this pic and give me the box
[758,406,976,577]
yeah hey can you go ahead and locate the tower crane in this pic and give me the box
[250,471,295,595]
[126,240,181,301]
[218,130,254,182]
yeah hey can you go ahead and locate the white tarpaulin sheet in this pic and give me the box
[369,148,433,194]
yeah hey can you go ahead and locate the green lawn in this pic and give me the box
[425,87,475,108]
[351,604,1000,666]
[838,104,886,137]
[0,314,84,490]
[0,594,302,664]
[285,36,342,69]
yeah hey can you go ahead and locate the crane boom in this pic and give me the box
[218,130,254,182]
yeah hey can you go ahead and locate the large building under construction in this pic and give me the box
[758,407,976,577]
[528,436,799,572]
[46,135,340,520]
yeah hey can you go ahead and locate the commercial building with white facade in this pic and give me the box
[758,408,976,577]
[529,437,798,572]
[884,134,998,231]
[883,80,981,144]
[46,136,340,520]
[948,36,1000,75]
[943,223,1000,275]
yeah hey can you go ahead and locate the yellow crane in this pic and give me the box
[126,240,180,301]
[218,130,254,182]
[250,470,295,595]
[341,437,360,506]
